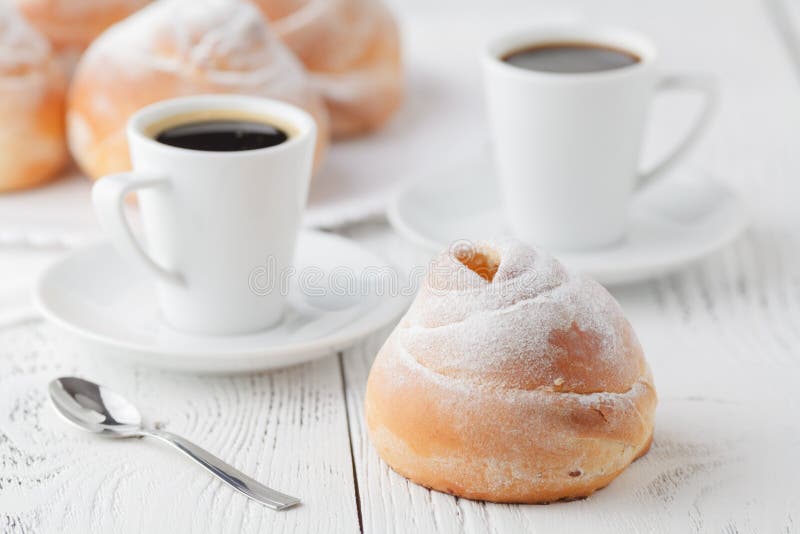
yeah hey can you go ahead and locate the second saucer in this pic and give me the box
[388,150,748,285]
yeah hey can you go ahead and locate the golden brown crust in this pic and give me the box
[254,0,403,137]
[0,6,68,192]
[364,240,657,503]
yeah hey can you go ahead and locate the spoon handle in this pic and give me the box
[144,428,300,510]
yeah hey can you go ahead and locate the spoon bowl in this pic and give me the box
[49,377,143,437]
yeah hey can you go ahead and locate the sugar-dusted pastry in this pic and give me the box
[0,4,67,192]
[67,0,329,181]
[254,0,403,137]
[12,0,149,59]
[365,240,657,503]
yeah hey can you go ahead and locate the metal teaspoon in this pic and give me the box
[48,376,300,510]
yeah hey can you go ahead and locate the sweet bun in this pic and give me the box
[365,240,657,503]
[13,0,149,64]
[0,4,67,192]
[67,0,329,181]
[254,0,403,137]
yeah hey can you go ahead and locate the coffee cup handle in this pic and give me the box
[92,173,184,286]
[637,74,718,189]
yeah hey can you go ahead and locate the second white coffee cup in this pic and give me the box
[483,26,716,251]
[92,94,316,336]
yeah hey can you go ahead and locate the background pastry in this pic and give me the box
[12,0,149,66]
[366,240,657,503]
[67,0,329,181]
[0,4,67,192]
[254,0,403,137]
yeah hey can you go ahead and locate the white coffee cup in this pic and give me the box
[92,95,316,336]
[483,26,716,250]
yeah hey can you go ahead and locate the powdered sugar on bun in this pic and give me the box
[13,0,149,53]
[67,0,329,180]
[403,240,645,393]
[0,4,67,191]
[254,0,403,137]
[365,239,657,503]
[102,0,299,81]
[0,3,50,74]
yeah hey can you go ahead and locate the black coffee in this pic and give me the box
[502,43,639,73]
[155,119,288,151]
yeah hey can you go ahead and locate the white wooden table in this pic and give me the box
[2,0,800,532]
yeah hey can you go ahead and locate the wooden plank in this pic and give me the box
[0,324,360,534]
[342,0,800,530]
[765,0,800,77]
[341,230,800,534]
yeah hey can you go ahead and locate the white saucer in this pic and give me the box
[388,152,749,285]
[34,231,409,373]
